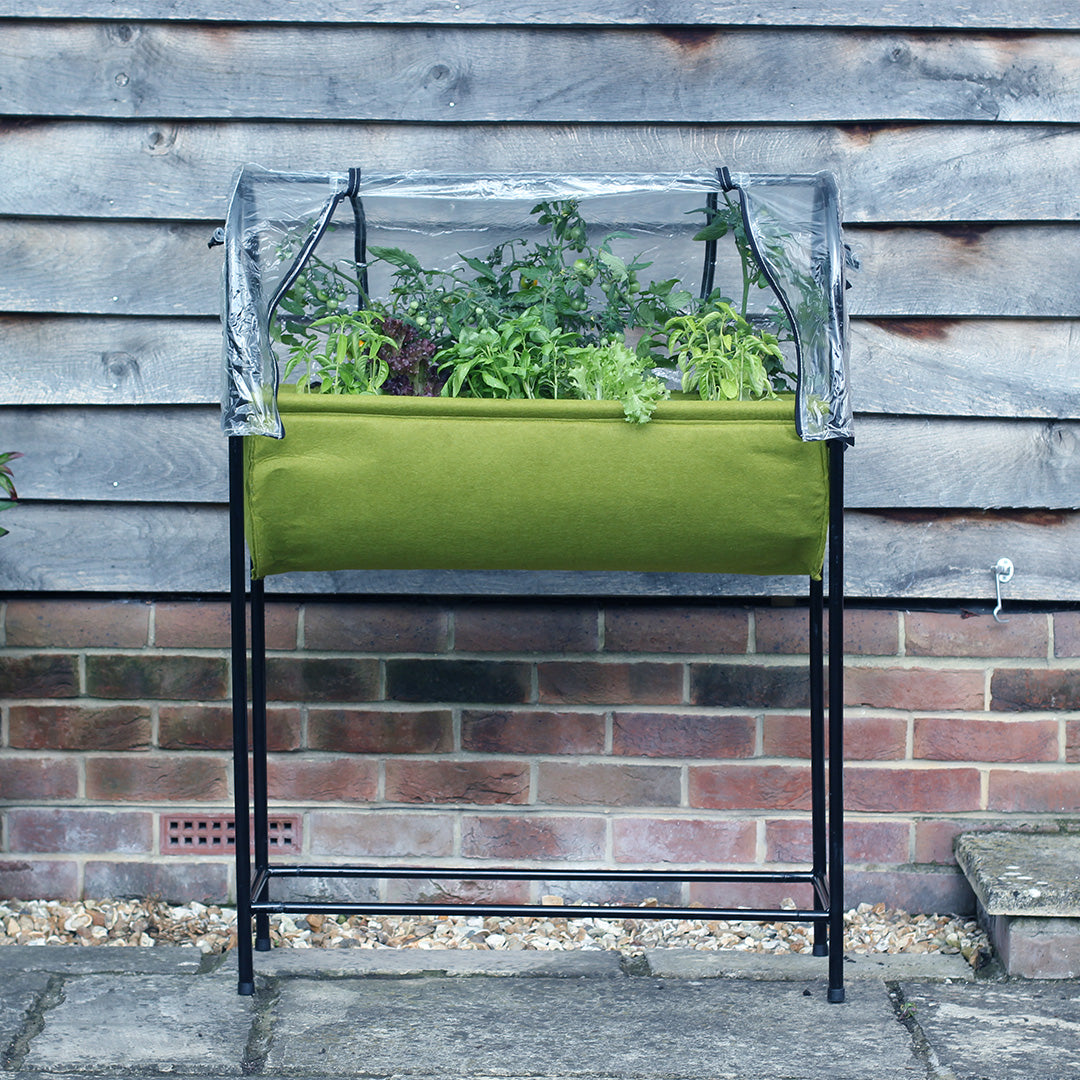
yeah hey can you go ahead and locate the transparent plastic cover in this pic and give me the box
[219,164,852,441]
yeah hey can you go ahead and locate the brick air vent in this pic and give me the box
[161,813,300,855]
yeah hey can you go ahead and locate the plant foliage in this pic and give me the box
[0,451,21,538]
[273,198,795,423]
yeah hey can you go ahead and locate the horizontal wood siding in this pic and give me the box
[5,3,1080,29]
[1,9,1076,601]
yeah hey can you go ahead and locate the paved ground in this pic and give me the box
[0,945,1077,1079]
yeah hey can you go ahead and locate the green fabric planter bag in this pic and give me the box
[243,388,829,579]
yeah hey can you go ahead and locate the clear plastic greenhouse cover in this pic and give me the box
[220,164,852,441]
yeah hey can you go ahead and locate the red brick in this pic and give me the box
[85,756,229,801]
[455,602,598,653]
[6,599,149,648]
[842,867,974,915]
[543,879,683,907]
[761,713,907,761]
[1054,612,1080,658]
[267,657,379,702]
[6,809,153,854]
[267,758,377,802]
[914,716,1058,762]
[85,654,228,700]
[913,820,967,865]
[689,764,812,811]
[307,709,452,754]
[304,601,448,652]
[613,817,756,864]
[385,877,532,906]
[612,712,755,759]
[987,769,1080,812]
[462,814,606,861]
[845,766,981,813]
[536,763,680,807]
[0,758,79,800]
[991,669,1080,711]
[906,611,1048,658]
[461,710,604,755]
[538,662,682,705]
[385,659,530,704]
[385,760,529,805]
[154,599,298,650]
[690,664,808,708]
[158,705,301,752]
[765,819,909,864]
[688,880,816,911]
[754,607,899,656]
[9,704,150,751]
[844,667,984,711]
[83,861,229,904]
[1067,720,1080,764]
[912,819,1025,865]
[604,604,748,655]
[0,860,79,901]
[0,654,78,698]
[308,811,455,858]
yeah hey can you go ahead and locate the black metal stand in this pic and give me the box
[229,435,846,1000]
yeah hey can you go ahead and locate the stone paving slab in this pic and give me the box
[643,947,974,982]
[900,980,1080,1080]
[249,946,623,978]
[0,970,52,1067]
[0,945,204,977]
[955,831,1080,917]
[20,972,253,1075]
[264,975,920,1079]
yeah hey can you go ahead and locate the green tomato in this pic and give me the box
[572,259,597,283]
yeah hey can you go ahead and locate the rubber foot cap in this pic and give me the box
[828,987,846,1004]
[238,981,255,997]
[255,938,272,952]
[812,943,828,957]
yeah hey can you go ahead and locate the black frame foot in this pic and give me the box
[812,943,828,957]
[238,980,255,997]
[828,987,846,1004]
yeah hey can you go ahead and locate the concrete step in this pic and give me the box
[955,831,1080,978]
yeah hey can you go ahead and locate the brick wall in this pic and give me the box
[1,597,1078,914]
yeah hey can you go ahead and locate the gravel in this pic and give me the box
[0,897,993,969]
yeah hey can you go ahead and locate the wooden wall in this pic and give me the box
[2,3,1078,601]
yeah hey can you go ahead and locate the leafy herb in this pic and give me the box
[666,304,785,401]
[0,451,21,538]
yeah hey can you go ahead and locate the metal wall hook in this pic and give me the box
[993,558,1014,623]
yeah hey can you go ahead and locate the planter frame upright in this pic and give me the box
[228,438,846,1000]
[224,167,849,1001]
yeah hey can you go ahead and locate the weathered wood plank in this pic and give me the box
[1,24,1077,123]
[4,2,1078,30]
[0,317,220,405]
[5,120,1080,224]
[850,419,1080,511]
[3,220,1080,319]
[2,316,1078,420]
[3,406,226,503]
[1,503,1076,601]
[6,406,1079,511]
[846,225,1080,318]
[853,319,1080,419]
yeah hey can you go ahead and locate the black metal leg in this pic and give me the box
[827,440,846,1003]
[251,577,272,951]
[228,437,254,996]
[808,576,827,957]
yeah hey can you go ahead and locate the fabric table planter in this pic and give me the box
[243,388,829,579]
